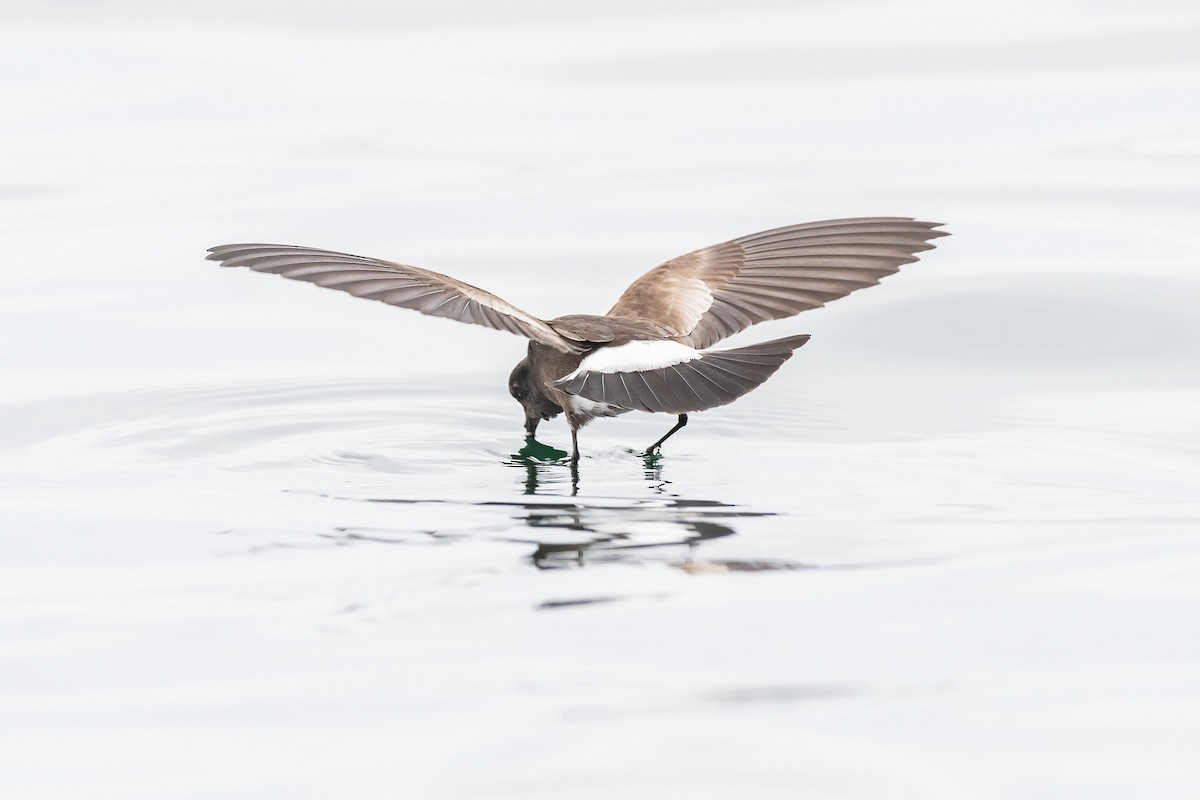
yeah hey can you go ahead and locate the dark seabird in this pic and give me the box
[208,217,947,461]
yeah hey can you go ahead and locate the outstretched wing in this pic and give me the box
[207,243,584,354]
[608,218,948,349]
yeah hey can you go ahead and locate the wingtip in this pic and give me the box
[776,333,812,352]
[206,243,244,262]
[205,243,295,264]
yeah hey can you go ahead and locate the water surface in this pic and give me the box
[2,2,1199,798]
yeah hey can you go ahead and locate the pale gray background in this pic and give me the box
[2,1,1198,798]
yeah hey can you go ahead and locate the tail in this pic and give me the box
[549,334,810,414]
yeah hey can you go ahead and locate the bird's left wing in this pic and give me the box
[207,243,585,354]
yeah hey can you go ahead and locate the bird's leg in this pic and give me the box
[570,425,580,464]
[645,414,688,455]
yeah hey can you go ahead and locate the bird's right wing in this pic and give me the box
[607,218,948,349]
[207,243,585,354]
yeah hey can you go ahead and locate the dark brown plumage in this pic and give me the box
[208,217,948,461]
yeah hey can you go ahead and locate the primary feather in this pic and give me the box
[607,217,947,348]
[205,243,585,354]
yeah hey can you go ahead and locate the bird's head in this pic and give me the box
[508,357,562,438]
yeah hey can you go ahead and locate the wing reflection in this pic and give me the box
[327,494,786,572]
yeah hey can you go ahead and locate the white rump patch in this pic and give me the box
[567,340,701,378]
[567,396,632,419]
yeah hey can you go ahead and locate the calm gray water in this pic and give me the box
[3,2,1199,798]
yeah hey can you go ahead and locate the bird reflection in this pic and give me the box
[525,515,737,570]
[291,443,789,574]
[339,491,770,570]
[500,436,781,568]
